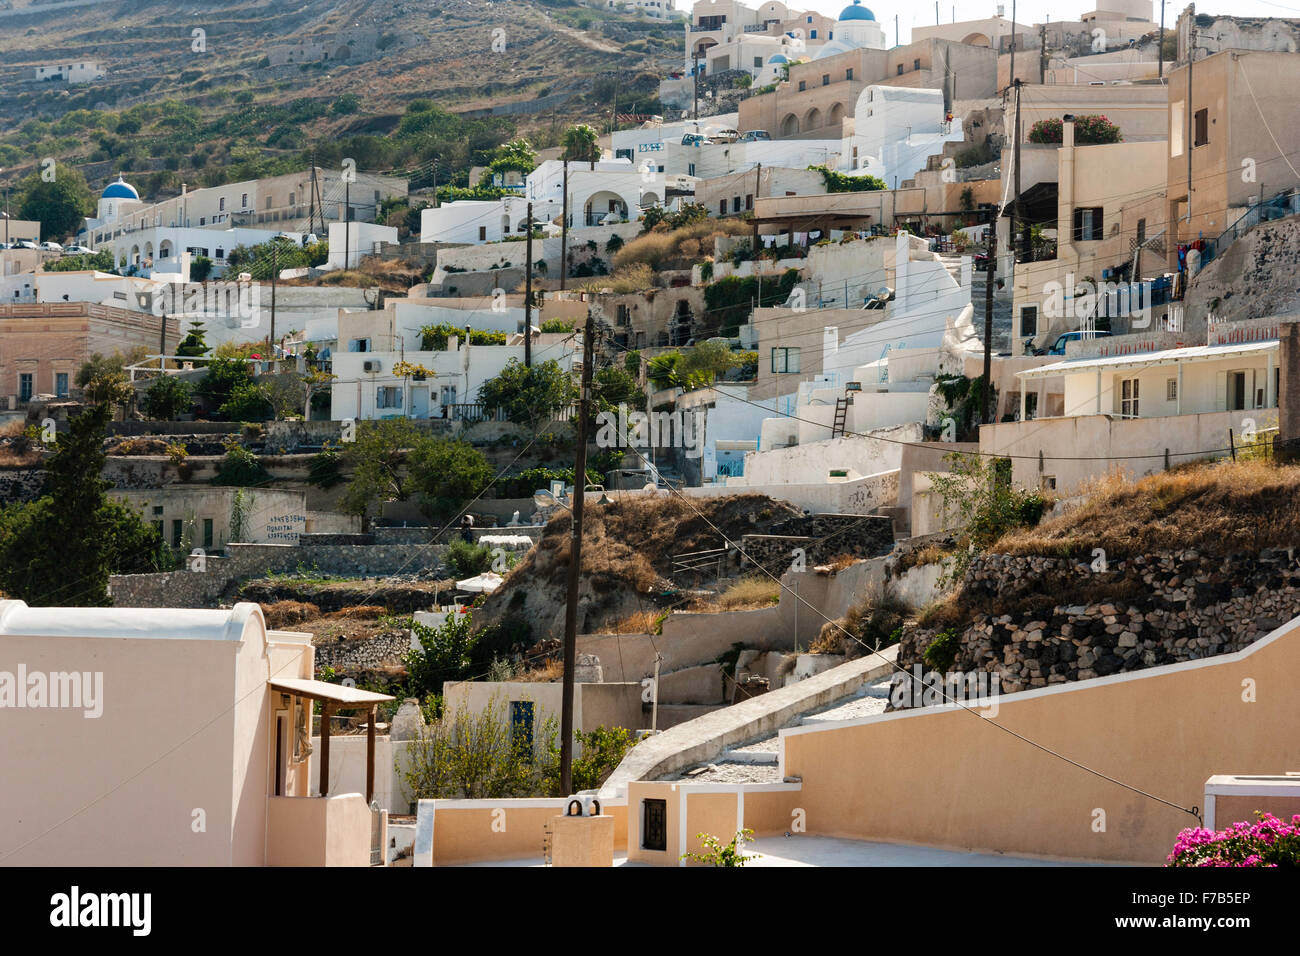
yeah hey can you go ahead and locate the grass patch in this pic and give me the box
[993,460,1300,560]
[712,575,780,610]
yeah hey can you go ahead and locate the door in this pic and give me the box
[409,386,429,418]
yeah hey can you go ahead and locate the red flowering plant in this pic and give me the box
[1167,812,1300,867]
[1027,114,1122,146]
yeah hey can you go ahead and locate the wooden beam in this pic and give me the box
[319,701,332,798]
[366,704,376,806]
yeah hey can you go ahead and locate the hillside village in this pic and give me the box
[1,0,1300,886]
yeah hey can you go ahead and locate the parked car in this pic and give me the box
[681,133,711,146]
[14,240,38,250]
[63,245,94,255]
[738,130,772,142]
[1039,329,1113,356]
[39,241,62,252]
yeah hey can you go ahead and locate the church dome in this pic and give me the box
[839,0,875,21]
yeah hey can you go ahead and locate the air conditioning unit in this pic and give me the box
[363,360,381,373]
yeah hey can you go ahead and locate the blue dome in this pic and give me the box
[839,1,875,21]
[101,175,138,200]
[768,53,788,63]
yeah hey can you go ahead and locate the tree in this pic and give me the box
[189,255,214,282]
[199,356,255,415]
[484,138,538,183]
[175,320,210,364]
[561,124,601,163]
[592,364,646,413]
[0,404,171,605]
[408,437,492,524]
[224,236,305,281]
[75,351,135,407]
[219,380,274,421]
[682,338,740,383]
[478,359,577,427]
[16,162,95,241]
[142,376,193,420]
[43,248,115,273]
[338,418,428,529]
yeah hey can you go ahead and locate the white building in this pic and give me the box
[34,61,104,83]
[846,86,963,185]
[420,196,562,245]
[526,159,656,227]
[325,221,399,270]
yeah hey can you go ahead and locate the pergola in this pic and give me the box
[269,678,396,803]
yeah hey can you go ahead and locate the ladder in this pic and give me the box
[831,396,850,438]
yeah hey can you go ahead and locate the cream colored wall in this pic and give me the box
[425,799,628,865]
[266,793,371,866]
[0,636,239,865]
[779,614,1300,863]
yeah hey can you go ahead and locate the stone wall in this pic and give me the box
[109,540,448,608]
[898,548,1300,694]
[740,514,894,575]
[0,467,43,504]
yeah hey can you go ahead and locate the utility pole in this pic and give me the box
[270,240,278,358]
[560,160,570,290]
[1013,79,1024,260]
[524,201,533,368]
[559,309,596,796]
[983,240,995,423]
[344,179,351,271]
[1186,27,1194,224]
[693,52,700,122]
[1158,0,1165,79]
[1009,0,1017,87]
[1039,23,1048,84]
[432,158,439,208]
[159,311,167,372]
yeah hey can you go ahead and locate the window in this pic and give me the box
[1024,391,1039,420]
[897,64,904,75]
[688,162,696,177]
[215,247,225,260]
[1020,306,1038,337]
[641,798,667,851]
[732,196,741,213]
[509,700,534,750]
[241,193,248,208]
[771,346,801,373]
[219,198,225,211]
[846,68,853,81]
[1042,475,1057,491]
[266,196,273,209]
[1136,218,1146,244]
[199,217,206,226]
[798,80,806,91]
[55,373,68,397]
[18,373,32,402]
[810,29,817,38]
[821,73,830,86]
[171,519,184,548]
[1193,108,1209,148]
[376,386,402,409]
[203,519,214,549]
[745,193,753,210]
[913,58,921,70]
[348,338,370,352]
[1166,378,1178,402]
[1073,207,1103,242]
[754,56,763,68]
[1170,101,1184,157]
[1119,377,1140,418]
[479,226,487,241]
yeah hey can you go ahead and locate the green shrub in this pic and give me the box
[923,628,960,673]
[444,538,493,579]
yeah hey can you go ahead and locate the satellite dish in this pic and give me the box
[533,489,557,509]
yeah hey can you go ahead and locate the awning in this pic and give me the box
[269,677,395,706]
[1017,340,1278,381]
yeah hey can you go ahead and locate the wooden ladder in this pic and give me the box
[831,396,850,438]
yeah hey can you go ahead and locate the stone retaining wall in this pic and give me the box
[740,513,894,575]
[899,548,1300,694]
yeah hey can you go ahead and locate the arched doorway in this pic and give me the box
[780,113,799,136]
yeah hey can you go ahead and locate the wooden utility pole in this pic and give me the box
[524,201,534,368]
[559,309,595,796]
[1159,0,1165,79]
[560,160,570,290]
[692,52,700,122]
[983,240,996,424]
[270,241,278,357]
[1009,0,1017,88]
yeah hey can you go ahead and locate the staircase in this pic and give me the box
[970,264,1014,353]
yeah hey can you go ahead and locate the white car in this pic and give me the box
[14,240,38,250]
[64,245,94,255]
[39,241,63,252]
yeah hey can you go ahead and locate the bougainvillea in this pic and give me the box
[1027,114,1122,145]
[1167,812,1300,867]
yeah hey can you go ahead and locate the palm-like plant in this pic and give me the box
[561,124,601,163]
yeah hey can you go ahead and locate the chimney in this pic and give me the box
[1278,322,1300,460]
